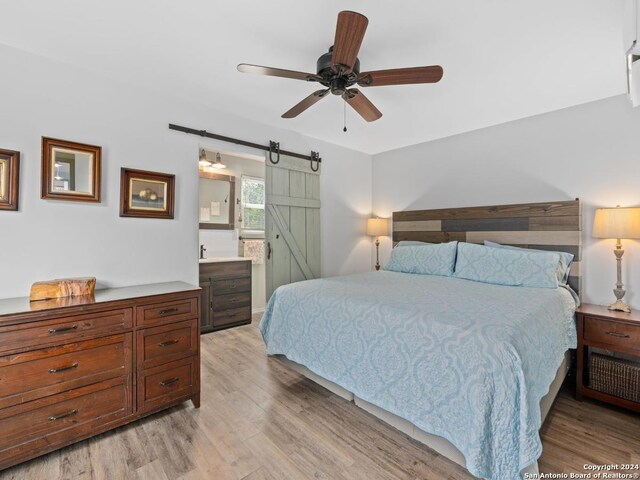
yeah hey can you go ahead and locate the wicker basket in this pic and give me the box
[589,352,640,403]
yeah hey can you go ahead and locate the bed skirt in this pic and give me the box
[276,350,571,479]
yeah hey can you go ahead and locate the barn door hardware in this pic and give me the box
[168,124,322,172]
[268,141,280,164]
[310,151,321,172]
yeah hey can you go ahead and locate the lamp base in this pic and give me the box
[608,299,631,313]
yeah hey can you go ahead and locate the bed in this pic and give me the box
[260,200,582,480]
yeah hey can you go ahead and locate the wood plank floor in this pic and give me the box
[3,314,640,480]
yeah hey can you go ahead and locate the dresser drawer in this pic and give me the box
[0,377,129,456]
[584,316,640,351]
[213,307,252,328]
[138,357,196,413]
[200,260,250,280]
[213,292,251,311]
[0,309,132,354]
[137,320,198,369]
[136,298,198,327]
[0,334,131,410]
[212,277,251,295]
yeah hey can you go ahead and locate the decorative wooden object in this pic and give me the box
[576,303,640,412]
[30,277,96,302]
[120,168,175,219]
[392,199,582,295]
[41,137,102,203]
[0,281,200,470]
[0,148,20,211]
[199,260,252,333]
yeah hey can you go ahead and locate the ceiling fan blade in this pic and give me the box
[357,66,444,87]
[342,89,382,122]
[282,89,330,119]
[332,11,368,72]
[237,64,320,82]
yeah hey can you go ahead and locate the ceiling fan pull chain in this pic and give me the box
[343,99,347,132]
[268,141,280,164]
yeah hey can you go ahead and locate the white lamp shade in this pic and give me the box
[592,207,640,239]
[367,217,389,237]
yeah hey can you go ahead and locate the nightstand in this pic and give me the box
[576,304,640,412]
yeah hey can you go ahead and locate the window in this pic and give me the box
[241,176,265,231]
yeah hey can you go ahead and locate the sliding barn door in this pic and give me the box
[265,153,321,300]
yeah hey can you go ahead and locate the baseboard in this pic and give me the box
[252,307,265,315]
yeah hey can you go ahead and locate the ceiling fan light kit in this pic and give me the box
[237,10,443,124]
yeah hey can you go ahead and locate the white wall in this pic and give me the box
[373,95,640,309]
[0,44,373,300]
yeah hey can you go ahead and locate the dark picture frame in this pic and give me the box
[0,148,20,211]
[120,168,175,219]
[41,137,102,202]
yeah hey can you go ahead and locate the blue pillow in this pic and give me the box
[454,242,560,288]
[384,242,457,276]
[484,240,574,284]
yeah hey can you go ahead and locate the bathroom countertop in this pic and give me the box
[199,256,248,264]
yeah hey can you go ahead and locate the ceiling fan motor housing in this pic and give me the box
[317,46,360,95]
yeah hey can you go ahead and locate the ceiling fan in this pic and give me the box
[237,10,443,123]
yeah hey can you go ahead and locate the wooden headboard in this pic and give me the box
[392,199,582,294]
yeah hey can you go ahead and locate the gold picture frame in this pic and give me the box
[0,148,20,211]
[41,137,101,203]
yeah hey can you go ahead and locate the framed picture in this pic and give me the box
[41,137,101,202]
[120,168,175,219]
[0,148,20,211]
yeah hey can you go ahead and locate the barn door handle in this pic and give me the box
[267,242,272,260]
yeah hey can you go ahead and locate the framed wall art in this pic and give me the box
[120,168,175,219]
[41,137,101,202]
[0,148,20,211]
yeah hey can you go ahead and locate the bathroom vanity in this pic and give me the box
[199,257,252,333]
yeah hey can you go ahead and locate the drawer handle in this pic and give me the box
[160,377,179,387]
[48,324,78,334]
[159,308,179,316]
[229,283,237,289]
[605,331,631,338]
[48,362,79,373]
[158,339,179,348]
[48,409,79,421]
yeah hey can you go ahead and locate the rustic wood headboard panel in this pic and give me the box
[392,199,582,294]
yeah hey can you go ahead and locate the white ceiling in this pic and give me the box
[0,0,629,154]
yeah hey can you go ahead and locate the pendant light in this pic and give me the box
[628,0,640,107]
[211,152,227,169]
[199,149,212,167]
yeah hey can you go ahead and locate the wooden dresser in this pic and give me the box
[199,259,252,333]
[0,281,200,470]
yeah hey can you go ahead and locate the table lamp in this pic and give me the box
[592,206,640,312]
[367,217,389,271]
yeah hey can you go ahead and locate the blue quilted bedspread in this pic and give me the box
[260,271,578,480]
